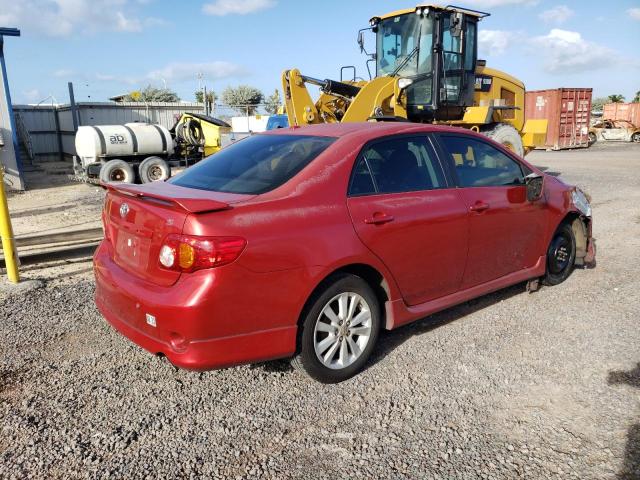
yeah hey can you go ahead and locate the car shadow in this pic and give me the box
[253,282,530,376]
[366,282,526,369]
[608,363,640,479]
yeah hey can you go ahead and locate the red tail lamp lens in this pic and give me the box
[158,235,246,272]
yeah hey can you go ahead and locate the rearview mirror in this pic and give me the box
[525,173,544,202]
[357,31,365,52]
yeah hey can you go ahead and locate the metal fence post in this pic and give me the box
[0,164,19,283]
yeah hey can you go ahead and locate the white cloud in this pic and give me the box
[478,30,515,56]
[22,89,43,103]
[539,5,574,24]
[146,61,248,83]
[0,0,160,37]
[462,0,538,8]
[202,0,276,16]
[531,29,617,73]
[53,69,75,78]
[628,8,640,20]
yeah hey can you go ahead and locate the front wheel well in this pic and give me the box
[556,212,590,265]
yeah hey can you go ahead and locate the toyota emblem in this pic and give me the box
[119,203,130,218]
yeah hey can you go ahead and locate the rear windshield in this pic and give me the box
[169,134,335,194]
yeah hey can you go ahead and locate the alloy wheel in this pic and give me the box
[313,292,372,370]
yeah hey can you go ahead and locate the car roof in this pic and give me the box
[261,121,465,141]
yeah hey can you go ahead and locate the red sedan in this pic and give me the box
[94,122,595,383]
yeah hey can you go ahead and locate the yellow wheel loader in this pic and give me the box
[282,4,547,155]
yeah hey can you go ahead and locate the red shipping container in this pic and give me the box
[603,103,640,127]
[525,88,592,150]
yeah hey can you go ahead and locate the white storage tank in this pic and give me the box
[75,123,174,165]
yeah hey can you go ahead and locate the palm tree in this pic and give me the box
[608,94,625,103]
[633,90,640,103]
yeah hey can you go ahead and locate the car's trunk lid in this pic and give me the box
[103,182,252,286]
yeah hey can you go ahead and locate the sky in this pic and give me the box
[1,0,639,105]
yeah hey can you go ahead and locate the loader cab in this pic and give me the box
[369,5,486,121]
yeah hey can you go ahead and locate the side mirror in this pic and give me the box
[525,173,544,202]
[357,31,365,53]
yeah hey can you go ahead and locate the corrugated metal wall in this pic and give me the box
[13,102,204,162]
[603,103,640,126]
[13,105,60,162]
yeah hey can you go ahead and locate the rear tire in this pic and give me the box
[483,123,525,157]
[291,274,381,383]
[588,132,597,146]
[99,159,135,184]
[542,222,576,286]
[632,132,640,143]
[139,156,171,183]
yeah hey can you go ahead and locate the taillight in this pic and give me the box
[158,234,246,272]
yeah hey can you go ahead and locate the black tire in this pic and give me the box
[632,132,640,143]
[483,123,525,157]
[139,156,171,183]
[542,222,576,286]
[588,132,597,146]
[99,159,135,184]
[291,273,381,383]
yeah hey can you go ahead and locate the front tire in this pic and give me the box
[543,222,576,286]
[588,132,597,146]
[632,132,640,143]
[291,274,381,383]
[483,123,525,157]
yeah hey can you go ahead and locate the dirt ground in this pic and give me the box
[1,142,639,479]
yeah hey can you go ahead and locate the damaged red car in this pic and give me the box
[94,122,595,383]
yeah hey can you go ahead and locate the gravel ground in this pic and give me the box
[1,143,639,479]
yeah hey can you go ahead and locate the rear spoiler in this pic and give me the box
[102,183,231,214]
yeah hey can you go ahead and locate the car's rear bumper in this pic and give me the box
[94,241,298,370]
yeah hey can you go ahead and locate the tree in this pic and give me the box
[607,94,625,103]
[264,89,282,114]
[124,85,180,102]
[195,90,216,111]
[222,85,264,115]
[591,97,608,112]
[633,90,640,103]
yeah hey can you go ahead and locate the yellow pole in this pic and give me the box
[0,165,19,283]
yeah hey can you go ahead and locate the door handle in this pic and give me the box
[469,202,490,212]
[364,213,395,225]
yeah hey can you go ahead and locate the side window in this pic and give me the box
[440,136,525,187]
[348,137,447,196]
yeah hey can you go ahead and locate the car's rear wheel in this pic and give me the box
[292,274,380,383]
[632,132,640,143]
[588,132,597,146]
[543,222,576,286]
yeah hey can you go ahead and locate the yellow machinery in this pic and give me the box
[0,165,19,283]
[282,4,547,155]
[174,113,231,157]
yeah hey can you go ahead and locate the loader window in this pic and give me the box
[169,134,335,194]
[376,14,433,77]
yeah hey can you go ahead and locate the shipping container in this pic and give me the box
[603,103,640,127]
[525,88,592,150]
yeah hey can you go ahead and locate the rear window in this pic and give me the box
[169,134,335,194]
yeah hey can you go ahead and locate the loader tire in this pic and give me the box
[483,123,525,157]
[99,159,135,184]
